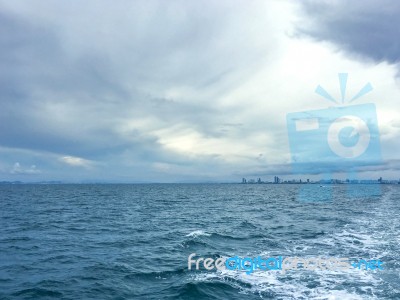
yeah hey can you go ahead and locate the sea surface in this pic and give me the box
[0,184,400,299]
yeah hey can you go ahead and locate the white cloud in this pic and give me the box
[59,156,93,168]
[10,162,41,174]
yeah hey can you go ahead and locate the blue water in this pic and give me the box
[1,184,400,299]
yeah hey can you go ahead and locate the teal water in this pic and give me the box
[0,184,399,299]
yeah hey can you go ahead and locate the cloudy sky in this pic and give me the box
[1,0,399,182]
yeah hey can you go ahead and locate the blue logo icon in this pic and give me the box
[286,73,382,201]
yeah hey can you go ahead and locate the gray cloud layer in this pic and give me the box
[298,0,400,64]
[0,1,279,181]
[0,1,399,182]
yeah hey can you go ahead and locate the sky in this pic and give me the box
[0,0,399,183]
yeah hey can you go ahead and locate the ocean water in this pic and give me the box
[0,184,400,299]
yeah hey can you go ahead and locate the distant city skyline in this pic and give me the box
[241,176,400,184]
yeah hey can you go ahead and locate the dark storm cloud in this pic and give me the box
[298,0,400,64]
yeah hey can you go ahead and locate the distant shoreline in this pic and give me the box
[0,181,399,185]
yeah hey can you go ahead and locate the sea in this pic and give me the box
[0,183,399,299]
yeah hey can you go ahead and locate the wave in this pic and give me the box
[13,288,63,298]
[192,266,382,299]
[186,230,211,238]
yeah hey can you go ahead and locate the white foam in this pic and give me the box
[186,230,211,237]
[312,290,366,300]
[191,256,382,299]
[188,187,397,299]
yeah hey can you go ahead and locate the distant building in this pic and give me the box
[242,178,247,184]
